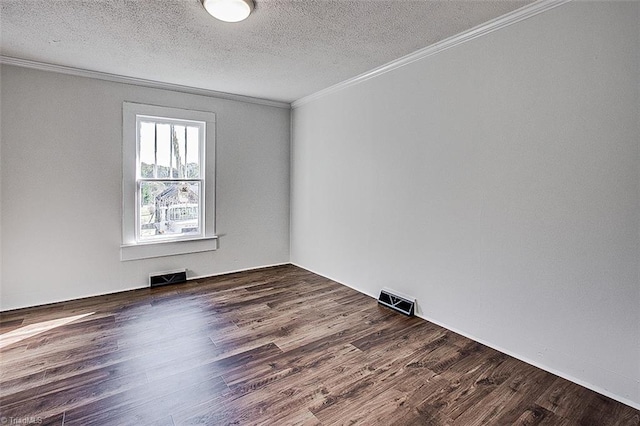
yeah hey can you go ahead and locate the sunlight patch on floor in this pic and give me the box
[0,312,94,349]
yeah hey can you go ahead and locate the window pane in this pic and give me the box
[139,121,156,178]
[156,124,171,178]
[139,181,201,240]
[186,126,200,178]
[172,125,186,178]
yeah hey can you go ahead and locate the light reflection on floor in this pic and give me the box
[0,312,94,349]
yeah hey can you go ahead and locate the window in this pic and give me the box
[121,103,217,261]
[137,117,204,242]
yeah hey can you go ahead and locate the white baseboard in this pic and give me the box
[415,312,640,411]
[289,262,640,411]
[0,262,291,313]
[188,262,291,281]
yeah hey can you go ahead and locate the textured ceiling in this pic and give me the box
[1,0,533,103]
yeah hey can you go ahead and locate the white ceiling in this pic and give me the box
[1,0,533,104]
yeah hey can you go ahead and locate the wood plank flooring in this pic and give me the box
[1,264,638,425]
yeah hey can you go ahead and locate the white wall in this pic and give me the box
[1,65,290,310]
[291,2,639,409]
[0,69,3,300]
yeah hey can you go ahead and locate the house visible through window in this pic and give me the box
[121,102,217,261]
[136,116,205,242]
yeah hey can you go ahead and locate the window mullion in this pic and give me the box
[153,123,158,179]
[138,178,200,183]
[183,125,188,179]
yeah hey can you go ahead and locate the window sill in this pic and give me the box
[120,236,218,261]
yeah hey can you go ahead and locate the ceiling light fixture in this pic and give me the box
[201,0,254,23]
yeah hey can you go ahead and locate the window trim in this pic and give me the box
[121,102,217,261]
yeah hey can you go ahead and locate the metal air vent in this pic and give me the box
[378,288,416,316]
[149,268,187,287]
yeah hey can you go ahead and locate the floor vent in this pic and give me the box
[378,288,416,316]
[150,269,187,287]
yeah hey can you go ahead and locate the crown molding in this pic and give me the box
[0,56,291,109]
[292,0,572,109]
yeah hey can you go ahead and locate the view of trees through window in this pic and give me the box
[137,118,204,240]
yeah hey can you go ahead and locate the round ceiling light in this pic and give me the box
[201,0,254,23]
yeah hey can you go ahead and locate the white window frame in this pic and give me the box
[135,115,206,243]
[121,102,217,261]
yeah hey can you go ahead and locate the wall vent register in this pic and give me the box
[378,288,416,316]
[150,269,188,287]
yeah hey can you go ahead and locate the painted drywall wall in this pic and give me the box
[291,2,639,409]
[1,65,290,310]
[0,69,3,300]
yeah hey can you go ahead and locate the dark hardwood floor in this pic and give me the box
[1,265,638,425]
